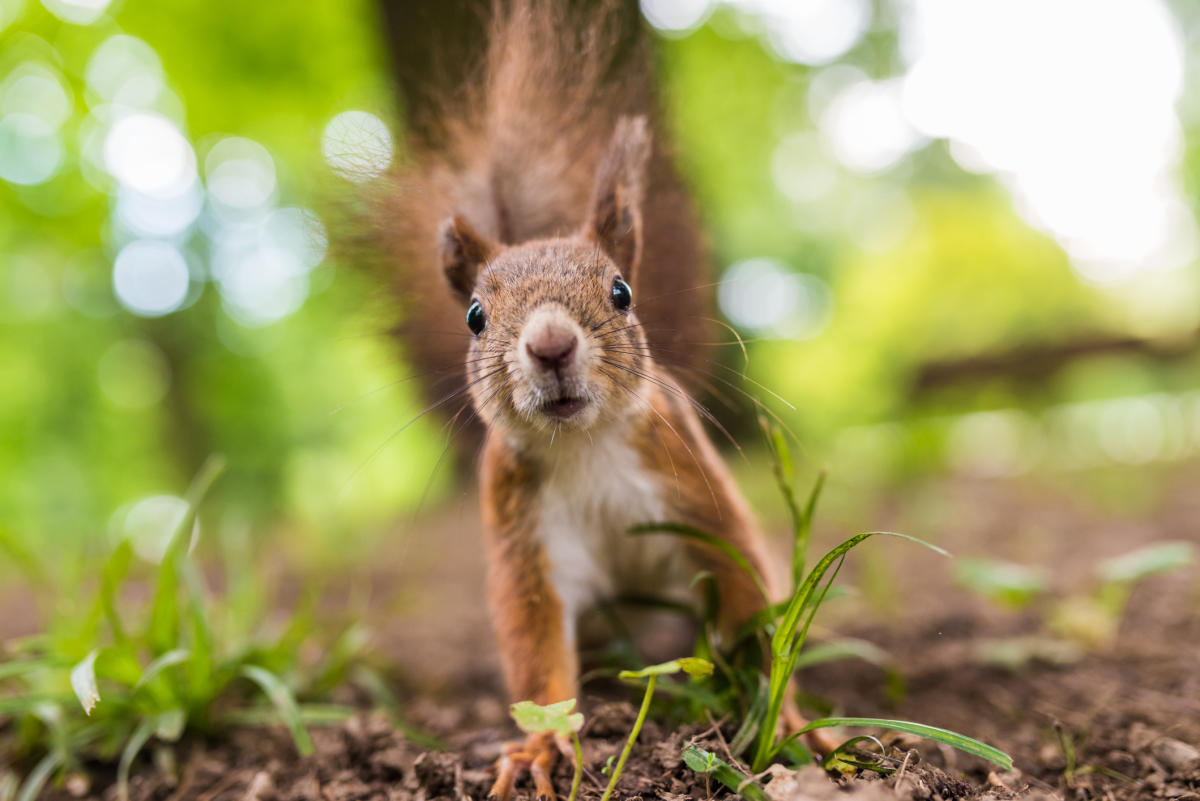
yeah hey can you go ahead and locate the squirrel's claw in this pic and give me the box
[488,731,560,801]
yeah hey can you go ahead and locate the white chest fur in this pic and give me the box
[532,435,691,634]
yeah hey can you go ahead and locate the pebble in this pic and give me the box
[1153,738,1200,773]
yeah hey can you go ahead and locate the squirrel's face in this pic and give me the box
[462,240,649,435]
[437,116,654,438]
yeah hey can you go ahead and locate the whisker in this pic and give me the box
[630,280,723,306]
[596,366,681,494]
[597,357,745,461]
[598,365,720,513]
[329,355,505,416]
[340,364,508,494]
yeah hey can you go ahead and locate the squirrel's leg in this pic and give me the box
[484,524,577,801]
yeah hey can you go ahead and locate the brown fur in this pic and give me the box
[370,0,712,447]
[366,3,801,796]
[447,117,784,798]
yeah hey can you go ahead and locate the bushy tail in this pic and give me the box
[369,0,711,435]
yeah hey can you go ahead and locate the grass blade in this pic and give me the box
[629,522,771,608]
[1,771,16,801]
[14,751,61,801]
[117,716,158,801]
[1096,541,1195,584]
[754,531,949,771]
[798,718,1012,770]
[99,541,134,646]
[134,649,192,692]
[791,468,827,585]
[222,703,355,727]
[791,639,892,670]
[239,665,315,755]
[0,659,50,681]
[148,455,227,653]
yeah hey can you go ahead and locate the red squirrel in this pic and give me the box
[375,2,825,798]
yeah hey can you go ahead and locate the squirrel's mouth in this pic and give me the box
[540,396,587,419]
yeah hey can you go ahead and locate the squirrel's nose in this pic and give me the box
[525,326,578,371]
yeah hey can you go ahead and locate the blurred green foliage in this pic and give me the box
[2,0,1200,570]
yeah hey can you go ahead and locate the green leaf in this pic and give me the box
[954,557,1047,608]
[240,665,315,755]
[14,751,61,801]
[629,522,771,608]
[99,541,134,645]
[155,708,187,741]
[117,716,157,801]
[754,531,949,771]
[798,718,1012,770]
[682,745,766,801]
[791,467,826,588]
[148,455,227,654]
[182,562,214,700]
[676,657,714,678]
[134,649,192,692]
[70,649,100,715]
[222,703,355,727]
[0,659,50,681]
[510,699,584,736]
[617,657,713,680]
[791,639,892,671]
[1096,541,1195,584]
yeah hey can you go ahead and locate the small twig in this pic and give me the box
[894,749,914,788]
[704,710,737,766]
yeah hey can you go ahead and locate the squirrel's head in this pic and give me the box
[437,117,653,437]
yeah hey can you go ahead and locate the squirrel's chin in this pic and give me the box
[539,397,588,420]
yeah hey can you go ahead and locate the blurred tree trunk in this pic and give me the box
[911,331,1200,397]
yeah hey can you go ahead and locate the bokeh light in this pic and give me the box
[205,136,276,216]
[0,0,25,33]
[644,0,871,64]
[819,78,923,173]
[40,0,109,25]
[748,0,872,66]
[111,239,191,317]
[718,258,832,339]
[102,111,196,196]
[0,112,62,185]
[111,494,196,564]
[321,110,393,182]
[899,0,1193,286]
[2,62,72,129]
[771,131,837,203]
[85,34,164,107]
[115,180,203,238]
[639,0,712,34]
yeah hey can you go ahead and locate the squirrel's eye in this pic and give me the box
[611,277,632,311]
[466,299,486,335]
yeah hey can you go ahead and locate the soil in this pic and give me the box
[19,468,1200,801]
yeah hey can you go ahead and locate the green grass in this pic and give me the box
[627,420,1012,788]
[0,456,369,801]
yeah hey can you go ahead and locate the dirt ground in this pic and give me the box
[23,467,1200,801]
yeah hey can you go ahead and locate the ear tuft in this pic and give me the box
[439,214,495,303]
[586,115,652,279]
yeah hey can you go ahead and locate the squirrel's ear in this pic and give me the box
[585,115,651,280]
[439,214,495,303]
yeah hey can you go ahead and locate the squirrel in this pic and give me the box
[373,2,828,798]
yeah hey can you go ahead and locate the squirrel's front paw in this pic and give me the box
[489,731,564,801]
